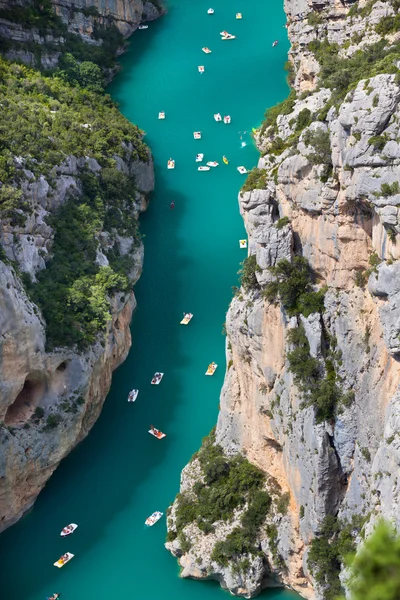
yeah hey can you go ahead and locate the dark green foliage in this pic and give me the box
[308,11,324,26]
[44,413,61,430]
[263,256,325,317]
[299,505,305,519]
[287,325,321,387]
[311,39,400,108]
[295,108,312,132]
[241,168,267,193]
[375,15,400,36]
[276,492,290,515]
[173,431,269,551]
[0,58,148,185]
[57,53,104,92]
[25,169,138,350]
[368,134,387,151]
[339,521,400,600]
[308,515,366,600]
[303,128,332,171]
[261,90,296,134]
[275,216,290,229]
[238,255,261,290]
[361,447,371,462]
[0,0,66,35]
[33,406,44,420]
[377,182,400,197]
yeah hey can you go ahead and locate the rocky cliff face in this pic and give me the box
[0,2,157,531]
[0,0,162,69]
[166,1,400,598]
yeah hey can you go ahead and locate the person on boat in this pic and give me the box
[170,201,175,209]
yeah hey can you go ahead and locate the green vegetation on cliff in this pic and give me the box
[0,57,149,350]
[169,430,271,563]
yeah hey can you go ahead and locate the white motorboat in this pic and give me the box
[60,523,78,537]
[205,362,218,376]
[237,166,248,174]
[138,25,148,29]
[214,113,222,122]
[239,239,248,249]
[220,30,229,36]
[47,594,61,600]
[158,111,165,119]
[221,34,236,40]
[198,166,210,171]
[148,426,166,439]
[128,389,139,402]
[236,13,242,19]
[272,40,278,47]
[207,8,214,14]
[180,313,193,325]
[167,159,175,169]
[54,553,74,568]
[145,511,163,526]
[193,131,202,139]
[198,65,205,73]
[202,47,212,54]
[207,161,219,167]
[223,115,231,124]
[196,153,204,162]
[151,372,164,385]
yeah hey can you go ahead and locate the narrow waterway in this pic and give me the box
[0,1,300,598]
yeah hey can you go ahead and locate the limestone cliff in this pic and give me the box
[166,1,400,598]
[0,0,162,69]
[0,2,157,530]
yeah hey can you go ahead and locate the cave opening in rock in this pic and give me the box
[56,361,68,372]
[4,375,46,427]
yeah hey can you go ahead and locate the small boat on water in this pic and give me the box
[220,30,229,36]
[214,113,222,121]
[181,313,194,325]
[222,34,236,40]
[236,13,242,19]
[151,372,164,385]
[145,511,163,526]
[47,594,61,600]
[193,131,202,139]
[239,239,248,249]
[207,8,214,14]
[167,159,175,170]
[272,40,278,47]
[158,111,165,119]
[198,166,210,171]
[223,156,229,164]
[224,115,231,124]
[237,166,248,174]
[128,389,139,402]
[198,65,205,73]
[202,47,212,54]
[205,362,218,376]
[60,523,78,537]
[196,153,204,162]
[54,553,74,568]
[138,25,148,29]
[207,161,219,167]
[149,425,166,439]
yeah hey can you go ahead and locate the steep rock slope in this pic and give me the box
[166,1,400,598]
[0,23,154,528]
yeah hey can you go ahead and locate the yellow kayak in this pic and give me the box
[223,156,229,165]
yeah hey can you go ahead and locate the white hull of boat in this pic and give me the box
[148,428,166,439]
[145,511,163,526]
[207,162,219,167]
[205,363,218,376]
[54,553,74,568]
[180,313,193,325]
[151,372,164,385]
[196,154,204,162]
[193,132,201,139]
[128,389,139,402]
[237,166,248,174]
[167,161,175,169]
[158,112,165,119]
[239,240,248,249]
[202,47,212,54]
[60,523,78,537]
[198,166,210,171]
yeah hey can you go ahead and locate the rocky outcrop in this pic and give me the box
[167,0,400,598]
[0,148,154,532]
[0,0,163,68]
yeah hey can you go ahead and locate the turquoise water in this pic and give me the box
[0,2,300,599]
